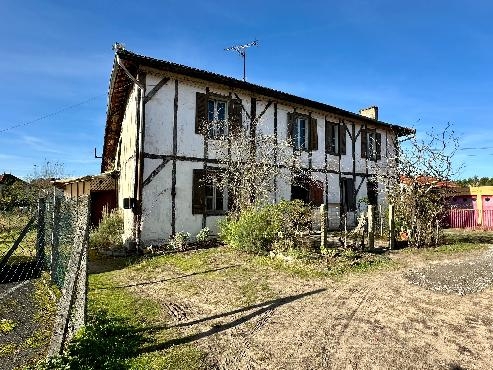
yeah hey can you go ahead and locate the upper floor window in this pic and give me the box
[287,112,318,151]
[208,99,228,138]
[361,129,382,161]
[325,121,346,155]
[195,92,242,138]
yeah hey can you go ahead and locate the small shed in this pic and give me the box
[53,172,117,226]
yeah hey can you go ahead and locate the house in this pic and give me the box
[52,172,117,226]
[449,186,493,229]
[101,46,413,247]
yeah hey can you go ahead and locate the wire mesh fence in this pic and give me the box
[0,192,91,360]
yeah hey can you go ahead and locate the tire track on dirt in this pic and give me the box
[321,281,377,368]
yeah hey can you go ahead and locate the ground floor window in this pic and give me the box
[192,168,227,215]
[341,177,356,212]
[291,177,324,206]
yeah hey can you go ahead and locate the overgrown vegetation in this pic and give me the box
[219,200,311,254]
[89,209,124,252]
[377,123,460,248]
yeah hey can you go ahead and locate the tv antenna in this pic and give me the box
[225,39,259,81]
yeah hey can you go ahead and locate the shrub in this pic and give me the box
[89,209,124,251]
[168,231,190,251]
[195,227,210,243]
[219,200,311,254]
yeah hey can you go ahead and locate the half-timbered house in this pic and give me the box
[101,46,413,247]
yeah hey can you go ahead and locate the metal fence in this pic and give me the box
[448,209,493,229]
[0,192,90,357]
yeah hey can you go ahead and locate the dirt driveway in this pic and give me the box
[97,245,493,369]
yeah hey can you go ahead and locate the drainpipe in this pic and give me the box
[116,55,146,251]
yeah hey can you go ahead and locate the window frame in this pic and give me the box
[293,116,309,151]
[207,98,229,139]
[192,168,228,216]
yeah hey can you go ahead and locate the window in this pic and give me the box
[293,117,309,150]
[361,129,381,161]
[291,177,324,206]
[208,98,228,138]
[287,112,318,151]
[195,92,242,137]
[341,177,356,212]
[192,169,227,215]
[325,121,346,155]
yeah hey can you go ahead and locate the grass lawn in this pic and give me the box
[45,229,493,369]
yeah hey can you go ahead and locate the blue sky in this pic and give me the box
[0,0,491,179]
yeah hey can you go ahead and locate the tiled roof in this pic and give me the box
[102,48,415,172]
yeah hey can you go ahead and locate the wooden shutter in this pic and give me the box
[346,178,356,211]
[339,124,346,155]
[375,132,382,160]
[360,129,368,158]
[228,98,242,135]
[195,92,207,134]
[309,180,324,206]
[325,121,333,154]
[192,169,205,214]
[309,117,318,151]
[287,112,295,140]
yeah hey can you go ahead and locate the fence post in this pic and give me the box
[368,205,375,249]
[320,204,327,251]
[51,196,61,283]
[379,204,383,237]
[388,204,395,250]
[36,198,46,269]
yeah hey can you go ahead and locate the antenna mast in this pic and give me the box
[225,39,259,81]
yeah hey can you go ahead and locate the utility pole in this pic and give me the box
[225,40,259,81]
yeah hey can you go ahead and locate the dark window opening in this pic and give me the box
[341,177,356,212]
[367,178,378,206]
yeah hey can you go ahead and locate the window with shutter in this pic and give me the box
[309,180,324,206]
[326,122,346,155]
[192,168,227,215]
[367,178,378,206]
[361,129,381,161]
[195,92,242,138]
[288,113,316,151]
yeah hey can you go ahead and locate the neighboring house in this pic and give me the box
[101,46,413,247]
[449,186,493,229]
[52,172,117,227]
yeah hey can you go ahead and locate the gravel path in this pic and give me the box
[405,247,493,295]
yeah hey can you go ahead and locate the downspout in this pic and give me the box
[116,55,146,250]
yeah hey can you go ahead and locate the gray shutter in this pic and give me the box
[310,117,318,151]
[376,132,382,160]
[325,121,333,154]
[228,98,242,135]
[192,169,205,214]
[339,124,346,155]
[360,129,368,158]
[287,112,295,141]
[195,92,207,134]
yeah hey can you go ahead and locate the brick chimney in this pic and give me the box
[359,106,378,120]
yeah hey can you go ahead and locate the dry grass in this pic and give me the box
[87,235,493,369]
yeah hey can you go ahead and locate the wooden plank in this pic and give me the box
[144,77,169,104]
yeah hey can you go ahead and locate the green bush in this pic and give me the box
[89,209,124,251]
[219,200,311,254]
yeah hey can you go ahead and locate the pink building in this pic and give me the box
[448,186,493,229]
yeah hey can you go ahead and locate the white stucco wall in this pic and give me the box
[116,85,139,243]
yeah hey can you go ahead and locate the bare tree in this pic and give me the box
[376,123,460,247]
[204,119,306,214]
